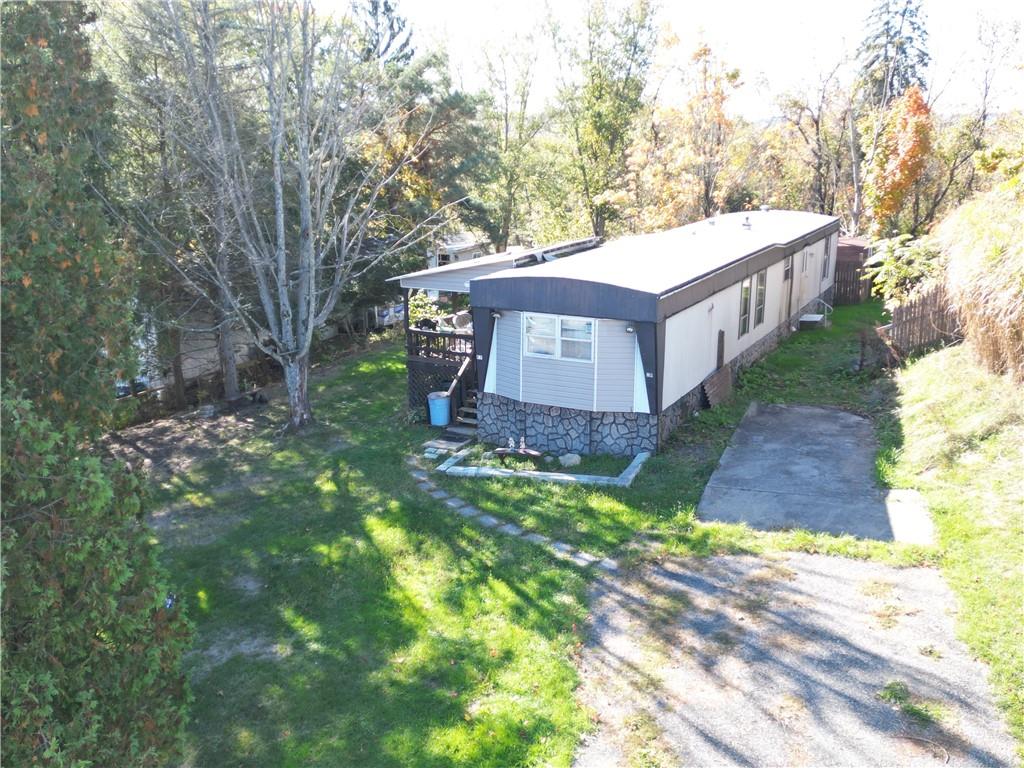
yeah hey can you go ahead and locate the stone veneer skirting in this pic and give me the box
[478,289,834,456]
[477,393,658,456]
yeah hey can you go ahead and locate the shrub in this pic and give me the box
[936,181,1024,381]
[408,290,441,323]
[1,395,192,766]
[865,234,943,309]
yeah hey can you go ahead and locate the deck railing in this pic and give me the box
[406,328,474,362]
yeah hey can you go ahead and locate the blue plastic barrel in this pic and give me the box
[427,391,451,426]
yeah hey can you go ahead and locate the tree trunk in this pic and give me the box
[167,327,187,409]
[214,196,240,402]
[282,356,312,430]
[216,318,239,402]
[847,109,864,235]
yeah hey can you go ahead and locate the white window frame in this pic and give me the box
[801,248,809,274]
[738,277,752,337]
[821,236,831,280]
[754,268,767,327]
[783,255,793,281]
[523,313,594,363]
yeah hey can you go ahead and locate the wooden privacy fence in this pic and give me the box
[876,284,959,359]
[834,262,872,305]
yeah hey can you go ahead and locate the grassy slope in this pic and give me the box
[156,354,591,767]
[883,344,1024,750]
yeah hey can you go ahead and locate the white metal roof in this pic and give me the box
[389,237,600,293]
[476,211,839,297]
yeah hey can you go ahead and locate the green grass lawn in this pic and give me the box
[153,302,1023,764]
[154,354,592,767]
[453,443,632,475]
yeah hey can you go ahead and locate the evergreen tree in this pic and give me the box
[2,1,135,429]
[1,3,190,764]
[857,0,930,109]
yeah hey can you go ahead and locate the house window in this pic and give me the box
[738,277,752,336]
[524,314,593,362]
[783,255,792,281]
[821,237,831,279]
[754,269,767,326]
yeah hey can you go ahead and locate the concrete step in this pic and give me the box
[446,425,478,437]
[799,313,827,330]
[456,416,478,426]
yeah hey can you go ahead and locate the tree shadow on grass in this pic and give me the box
[159,379,591,766]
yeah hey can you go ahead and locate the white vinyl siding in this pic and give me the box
[521,353,595,410]
[595,320,634,411]
[795,237,827,309]
[662,255,793,410]
[491,312,641,413]
[493,311,522,400]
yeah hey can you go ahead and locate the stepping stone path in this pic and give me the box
[407,456,615,571]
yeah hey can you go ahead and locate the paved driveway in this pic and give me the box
[697,403,934,544]
[574,554,1017,767]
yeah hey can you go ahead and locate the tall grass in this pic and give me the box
[936,182,1024,381]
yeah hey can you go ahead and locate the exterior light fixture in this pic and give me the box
[490,310,502,319]
[625,325,636,334]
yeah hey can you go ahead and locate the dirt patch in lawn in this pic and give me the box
[573,553,1017,768]
[188,631,293,681]
[147,502,246,548]
[103,403,275,482]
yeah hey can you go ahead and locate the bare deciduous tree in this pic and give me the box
[121,0,441,428]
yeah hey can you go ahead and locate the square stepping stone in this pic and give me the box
[475,514,500,528]
[455,505,480,518]
[597,558,619,573]
[430,489,449,500]
[550,541,574,555]
[523,532,550,546]
[497,522,523,536]
[410,470,429,482]
[417,481,434,492]
[445,497,466,509]
[573,551,599,566]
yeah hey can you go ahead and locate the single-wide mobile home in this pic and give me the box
[392,210,840,455]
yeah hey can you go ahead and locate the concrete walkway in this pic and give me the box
[698,403,935,545]
[574,553,1017,767]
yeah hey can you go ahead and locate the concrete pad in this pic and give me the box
[698,403,934,544]
[575,553,1017,768]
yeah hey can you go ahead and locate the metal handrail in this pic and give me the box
[809,297,834,316]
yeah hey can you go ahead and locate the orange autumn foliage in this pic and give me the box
[864,85,933,236]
